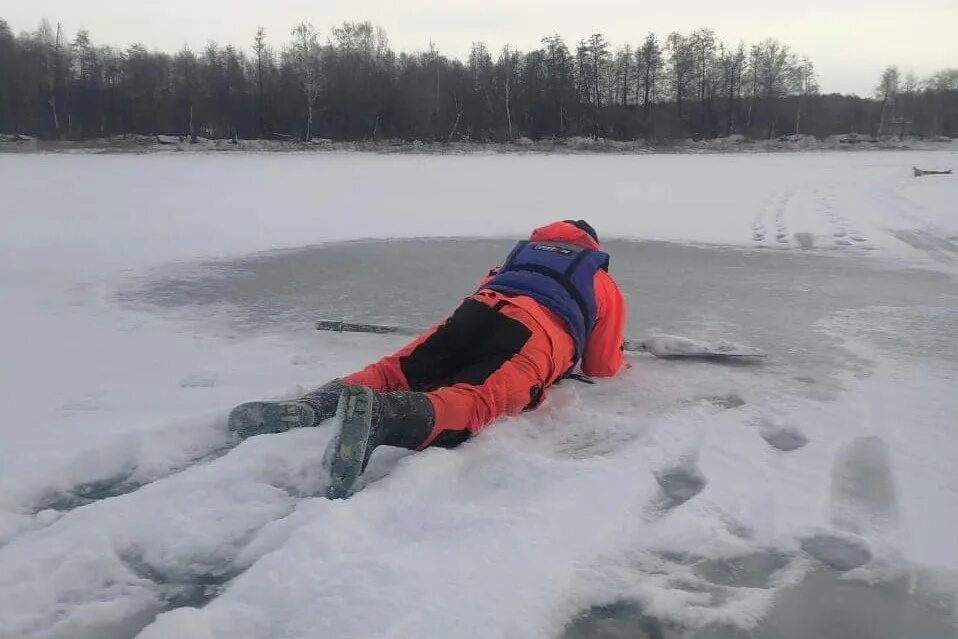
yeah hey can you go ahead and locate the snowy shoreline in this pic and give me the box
[1,133,954,156]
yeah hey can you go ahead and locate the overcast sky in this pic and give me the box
[5,0,956,96]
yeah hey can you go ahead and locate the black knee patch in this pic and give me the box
[400,298,532,390]
[428,429,471,449]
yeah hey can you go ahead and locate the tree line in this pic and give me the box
[1,17,956,142]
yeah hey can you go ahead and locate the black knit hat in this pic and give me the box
[564,219,599,243]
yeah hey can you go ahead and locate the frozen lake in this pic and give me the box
[124,236,956,397]
[0,151,956,638]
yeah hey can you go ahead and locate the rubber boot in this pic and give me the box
[227,379,348,439]
[325,386,435,499]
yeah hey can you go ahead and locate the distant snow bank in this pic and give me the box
[1,133,954,155]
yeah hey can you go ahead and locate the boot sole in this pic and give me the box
[227,401,316,439]
[326,386,375,500]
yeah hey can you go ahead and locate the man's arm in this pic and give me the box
[580,271,627,377]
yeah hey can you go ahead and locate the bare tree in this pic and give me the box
[754,39,793,137]
[253,27,269,137]
[289,22,321,141]
[542,34,573,133]
[574,40,591,105]
[588,34,609,109]
[637,33,662,124]
[792,57,817,134]
[926,69,958,91]
[665,32,694,121]
[744,45,760,129]
[447,93,462,141]
[5,20,958,143]
[173,47,199,140]
[689,28,716,133]
[615,45,633,105]
[498,45,516,139]
[468,41,494,134]
[718,42,746,135]
[875,65,899,137]
[35,20,63,137]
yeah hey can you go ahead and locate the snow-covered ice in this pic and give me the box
[0,151,956,638]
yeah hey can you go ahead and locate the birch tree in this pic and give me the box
[289,22,321,141]
[498,45,517,139]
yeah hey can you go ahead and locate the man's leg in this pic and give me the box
[394,298,571,448]
[228,323,447,438]
[338,324,441,391]
[324,297,565,497]
[421,322,557,447]
[342,295,524,394]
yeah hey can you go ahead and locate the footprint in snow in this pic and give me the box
[693,549,791,588]
[829,436,900,534]
[643,460,708,521]
[655,464,707,502]
[799,436,900,573]
[751,415,809,452]
[799,531,872,571]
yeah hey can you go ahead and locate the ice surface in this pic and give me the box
[0,151,956,638]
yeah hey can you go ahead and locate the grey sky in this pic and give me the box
[5,0,956,96]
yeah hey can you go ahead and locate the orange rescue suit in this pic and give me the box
[342,221,627,446]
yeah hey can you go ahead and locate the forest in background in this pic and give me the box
[1,17,956,143]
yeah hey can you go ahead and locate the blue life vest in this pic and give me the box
[483,240,610,362]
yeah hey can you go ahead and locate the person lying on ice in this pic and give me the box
[228,219,627,498]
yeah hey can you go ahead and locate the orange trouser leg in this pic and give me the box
[421,304,571,447]
[341,294,574,450]
[341,323,443,391]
